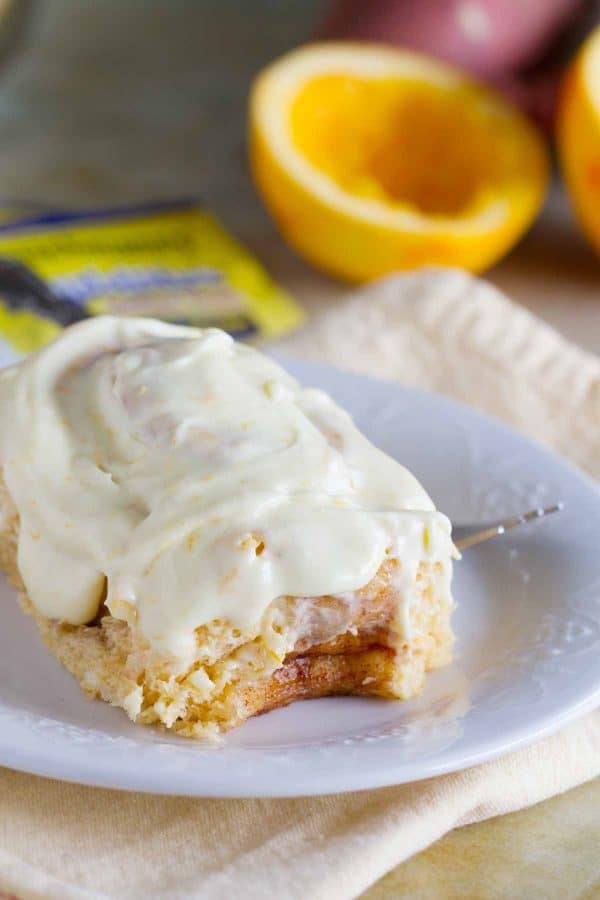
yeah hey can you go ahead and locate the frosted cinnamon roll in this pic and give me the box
[0,317,455,736]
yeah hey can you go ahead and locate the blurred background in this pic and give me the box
[0,0,597,349]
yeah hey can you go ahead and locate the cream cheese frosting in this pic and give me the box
[0,317,453,663]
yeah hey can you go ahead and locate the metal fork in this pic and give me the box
[453,503,563,551]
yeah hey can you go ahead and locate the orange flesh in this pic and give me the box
[290,75,524,217]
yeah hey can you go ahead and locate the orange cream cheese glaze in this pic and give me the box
[0,317,454,665]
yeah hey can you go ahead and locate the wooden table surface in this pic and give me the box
[0,2,598,897]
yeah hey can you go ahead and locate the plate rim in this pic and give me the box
[0,688,598,798]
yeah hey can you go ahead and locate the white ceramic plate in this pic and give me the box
[1,357,599,797]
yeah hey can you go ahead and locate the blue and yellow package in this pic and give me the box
[0,199,304,364]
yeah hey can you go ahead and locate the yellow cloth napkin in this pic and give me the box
[1,269,599,900]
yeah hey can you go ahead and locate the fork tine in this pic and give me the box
[454,503,563,551]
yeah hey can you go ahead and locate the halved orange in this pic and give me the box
[557,25,600,257]
[249,43,549,282]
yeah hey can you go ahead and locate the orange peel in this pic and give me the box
[557,26,600,257]
[250,43,550,282]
